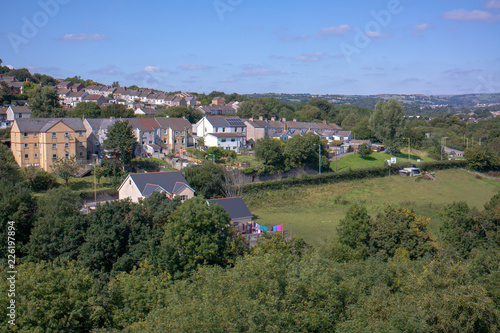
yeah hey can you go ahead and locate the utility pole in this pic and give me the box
[318,143,321,174]
[408,138,411,164]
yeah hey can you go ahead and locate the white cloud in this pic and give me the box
[177,64,212,71]
[89,64,122,75]
[485,0,500,10]
[240,68,286,76]
[143,66,163,73]
[295,52,329,62]
[60,33,109,41]
[443,9,499,21]
[415,23,433,31]
[279,34,310,41]
[365,31,391,38]
[318,24,353,35]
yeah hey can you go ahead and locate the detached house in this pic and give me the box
[196,116,247,152]
[207,197,253,233]
[118,171,195,202]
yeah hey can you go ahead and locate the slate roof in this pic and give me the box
[85,118,116,132]
[15,118,86,133]
[9,106,32,114]
[125,171,194,196]
[154,117,192,130]
[206,116,244,127]
[207,197,252,220]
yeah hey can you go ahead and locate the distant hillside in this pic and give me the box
[246,92,500,113]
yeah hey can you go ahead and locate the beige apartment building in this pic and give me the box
[11,118,87,171]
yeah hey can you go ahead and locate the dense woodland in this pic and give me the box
[2,66,500,331]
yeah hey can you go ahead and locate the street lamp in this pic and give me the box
[441,137,448,161]
[404,137,411,164]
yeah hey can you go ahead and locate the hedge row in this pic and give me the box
[240,160,467,193]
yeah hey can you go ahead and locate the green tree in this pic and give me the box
[357,143,372,159]
[464,146,500,172]
[0,180,37,258]
[51,155,80,187]
[0,81,13,105]
[337,204,372,256]
[284,133,329,171]
[206,146,223,162]
[369,99,407,154]
[103,120,138,170]
[101,103,135,118]
[182,161,225,198]
[68,101,101,118]
[6,68,33,82]
[27,187,85,261]
[0,143,15,179]
[0,259,102,332]
[153,197,247,279]
[370,205,437,260]
[254,136,285,170]
[27,85,63,117]
[79,200,164,276]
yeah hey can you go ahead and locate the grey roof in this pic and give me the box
[15,118,86,132]
[128,171,194,196]
[154,117,192,130]
[9,106,32,114]
[206,116,244,127]
[208,197,252,220]
[85,118,117,131]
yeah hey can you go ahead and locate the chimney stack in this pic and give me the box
[259,116,263,121]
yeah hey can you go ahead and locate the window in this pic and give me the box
[180,195,187,201]
[231,138,236,142]
[79,152,84,157]
[52,132,56,138]
[24,154,29,159]
[164,129,168,134]
[221,138,226,142]
[222,128,225,132]
[65,153,69,158]
[24,143,29,148]
[78,142,83,146]
[52,154,57,159]
[33,132,38,137]
[78,131,83,136]
[64,132,69,137]
[34,143,38,148]
[23,133,28,137]
[34,153,38,158]
[164,139,167,144]
[52,143,57,149]
[64,143,69,148]
[149,141,152,144]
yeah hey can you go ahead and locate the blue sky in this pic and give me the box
[1,0,499,95]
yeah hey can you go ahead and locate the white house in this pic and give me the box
[195,116,247,151]
[118,171,195,202]
[7,105,32,122]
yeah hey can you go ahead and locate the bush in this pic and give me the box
[240,160,467,193]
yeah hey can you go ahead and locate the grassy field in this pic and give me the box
[331,151,435,172]
[244,169,500,247]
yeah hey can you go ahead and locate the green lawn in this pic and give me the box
[331,151,435,172]
[244,169,500,247]
[236,155,264,169]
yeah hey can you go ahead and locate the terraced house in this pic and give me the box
[11,118,87,171]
